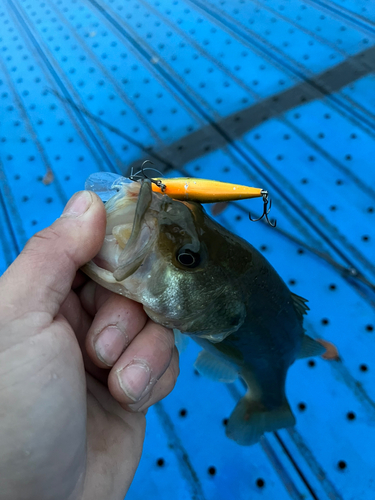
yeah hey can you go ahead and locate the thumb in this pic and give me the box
[0,191,106,319]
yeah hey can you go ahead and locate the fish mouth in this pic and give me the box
[92,179,159,279]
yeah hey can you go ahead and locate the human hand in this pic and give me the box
[0,191,179,500]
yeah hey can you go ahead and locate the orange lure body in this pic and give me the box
[150,177,263,203]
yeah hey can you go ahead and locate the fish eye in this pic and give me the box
[176,249,200,268]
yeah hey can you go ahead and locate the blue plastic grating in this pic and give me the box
[0,0,375,498]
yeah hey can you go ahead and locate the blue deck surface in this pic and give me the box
[0,0,374,498]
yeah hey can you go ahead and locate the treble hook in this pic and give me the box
[249,190,277,227]
[129,160,167,192]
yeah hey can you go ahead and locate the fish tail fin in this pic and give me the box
[226,393,296,446]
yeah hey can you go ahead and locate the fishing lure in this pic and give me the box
[85,163,276,226]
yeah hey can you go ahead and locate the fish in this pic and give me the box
[82,173,326,446]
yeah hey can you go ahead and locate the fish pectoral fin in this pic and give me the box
[173,329,189,353]
[212,341,244,365]
[194,350,239,383]
[226,395,296,446]
[298,334,326,359]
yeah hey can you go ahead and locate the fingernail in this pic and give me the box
[94,326,128,367]
[117,361,151,402]
[61,191,93,218]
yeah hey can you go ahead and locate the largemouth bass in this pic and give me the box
[82,176,325,445]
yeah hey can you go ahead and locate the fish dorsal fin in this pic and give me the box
[194,350,239,383]
[173,329,189,353]
[291,292,310,321]
[298,334,326,359]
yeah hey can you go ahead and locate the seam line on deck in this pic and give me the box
[154,402,207,500]
[0,161,25,252]
[0,179,20,263]
[287,428,345,500]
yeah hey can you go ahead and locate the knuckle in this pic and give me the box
[32,227,60,244]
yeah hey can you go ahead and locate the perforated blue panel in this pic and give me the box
[1,0,375,498]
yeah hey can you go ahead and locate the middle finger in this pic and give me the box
[108,320,176,408]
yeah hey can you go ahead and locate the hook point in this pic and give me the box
[249,190,276,227]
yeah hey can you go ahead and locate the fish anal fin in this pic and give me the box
[298,334,326,359]
[194,350,239,383]
[226,395,296,446]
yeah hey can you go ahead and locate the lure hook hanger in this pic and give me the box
[130,160,167,192]
[249,190,277,227]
